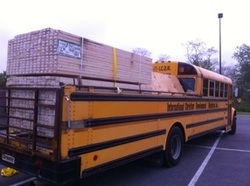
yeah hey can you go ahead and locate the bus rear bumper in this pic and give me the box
[0,147,81,185]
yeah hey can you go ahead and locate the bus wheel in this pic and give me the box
[163,126,183,167]
[228,116,236,135]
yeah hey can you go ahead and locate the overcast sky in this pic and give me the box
[1,0,250,72]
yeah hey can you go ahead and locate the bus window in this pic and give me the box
[209,80,215,96]
[203,79,208,96]
[225,84,228,98]
[178,78,195,92]
[215,82,220,97]
[220,83,225,97]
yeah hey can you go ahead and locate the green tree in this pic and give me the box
[233,44,250,111]
[0,71,6,87]
[233,44,250,88]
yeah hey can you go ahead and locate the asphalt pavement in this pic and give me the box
[1,115,250,186]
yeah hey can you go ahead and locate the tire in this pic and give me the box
[162,126,183,167]
[228,116,236,135]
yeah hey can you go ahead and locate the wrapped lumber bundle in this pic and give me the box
[8,89,56,137]
[6,76,76,88]
[5,28,154,137]
[7,28,152,84]
[6,75,141,90]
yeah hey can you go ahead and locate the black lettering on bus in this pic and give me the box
[209,103,218,108]
[196,103,207,109]
[185,103,195,110]
[159,65,171,71]
[167,103,185,111]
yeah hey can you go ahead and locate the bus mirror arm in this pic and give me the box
[234,88,239,98]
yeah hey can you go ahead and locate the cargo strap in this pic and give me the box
[113,47,117,87]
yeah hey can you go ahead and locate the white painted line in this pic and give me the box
[188,132,224,186]
[10,177,37,186]
[187,145,250,153]
[216,147,250,153]
[186,144,213,150]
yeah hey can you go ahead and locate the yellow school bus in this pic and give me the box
[0,61,236,184]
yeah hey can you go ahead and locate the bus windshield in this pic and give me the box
[178,78,195,92]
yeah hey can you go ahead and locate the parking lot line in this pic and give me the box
[10,177,37,186]
[215,147,250,153]
[187,132,224,186]
[187,145,250,153]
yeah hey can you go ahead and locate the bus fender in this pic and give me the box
[162,124,185,167]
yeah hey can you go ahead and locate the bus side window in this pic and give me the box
[215,82,220,97]
[225,84,228,98]
[220,83,225,97]
[203,79,208,96]
[209,80,215,97]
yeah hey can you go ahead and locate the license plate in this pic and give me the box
[2,153,15,164]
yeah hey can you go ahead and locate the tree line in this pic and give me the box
[133,40,250,112]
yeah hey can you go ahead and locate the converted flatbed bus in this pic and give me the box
[0,61,236,185]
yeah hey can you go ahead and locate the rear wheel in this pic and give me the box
[162,126,183,167]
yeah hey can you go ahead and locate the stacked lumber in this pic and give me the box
[5,28,154,137]
[6,75,141,90]
[7,28,152,84]
[8,89,57,137]
[6,76,75,88]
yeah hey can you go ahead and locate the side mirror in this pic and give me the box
[234,87,239,98]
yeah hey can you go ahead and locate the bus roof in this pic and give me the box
[196,65,232,85]
[152,61,232,85]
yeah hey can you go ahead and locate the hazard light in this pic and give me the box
[178,67,185,74]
